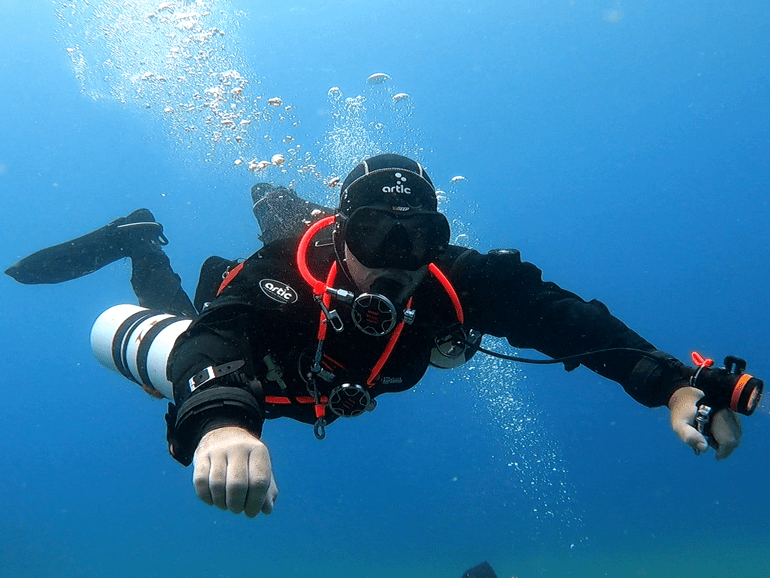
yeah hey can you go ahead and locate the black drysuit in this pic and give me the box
[165,227,678,465]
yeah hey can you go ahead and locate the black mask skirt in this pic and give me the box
[343,207,450,271]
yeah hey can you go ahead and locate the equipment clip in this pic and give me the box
[694,404,713,453]
[314,418,327,440]
[315,295,344,332]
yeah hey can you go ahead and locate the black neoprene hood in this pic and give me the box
[338,153,438,216]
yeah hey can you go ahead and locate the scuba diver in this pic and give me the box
[5,154,761,519]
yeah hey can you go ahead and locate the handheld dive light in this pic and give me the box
[690,352,763,416]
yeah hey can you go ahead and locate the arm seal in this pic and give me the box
[166,386,264,466]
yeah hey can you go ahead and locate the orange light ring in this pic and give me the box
[730,373,753,412]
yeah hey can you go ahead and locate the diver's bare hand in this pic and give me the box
[192,426,278,516]
[668,386,742,460]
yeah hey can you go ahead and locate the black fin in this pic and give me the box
[251,183,333,245]
[5,209,165,285]
[193,256,239,313]
[461,561,499,578]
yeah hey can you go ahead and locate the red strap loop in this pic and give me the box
[691,351,714,368]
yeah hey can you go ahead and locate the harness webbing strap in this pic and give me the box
[217,261,246,296]
[264,395,328,405]
[317,262,338,341]
[367,296,414,386]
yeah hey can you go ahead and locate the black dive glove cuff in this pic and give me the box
[165,387,264,467]
[626,351,691,408]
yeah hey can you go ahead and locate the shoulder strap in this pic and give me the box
[217,261,246,296]
[193,256,239,312]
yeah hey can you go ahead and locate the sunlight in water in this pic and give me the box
[55,0,424,194]
[56,0,308,176]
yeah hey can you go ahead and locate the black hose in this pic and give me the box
[462,340,660,366]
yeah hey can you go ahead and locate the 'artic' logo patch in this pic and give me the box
[381,172,411,194]
[259,279,298,304]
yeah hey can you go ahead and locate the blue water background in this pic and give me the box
[1,1,769,577]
